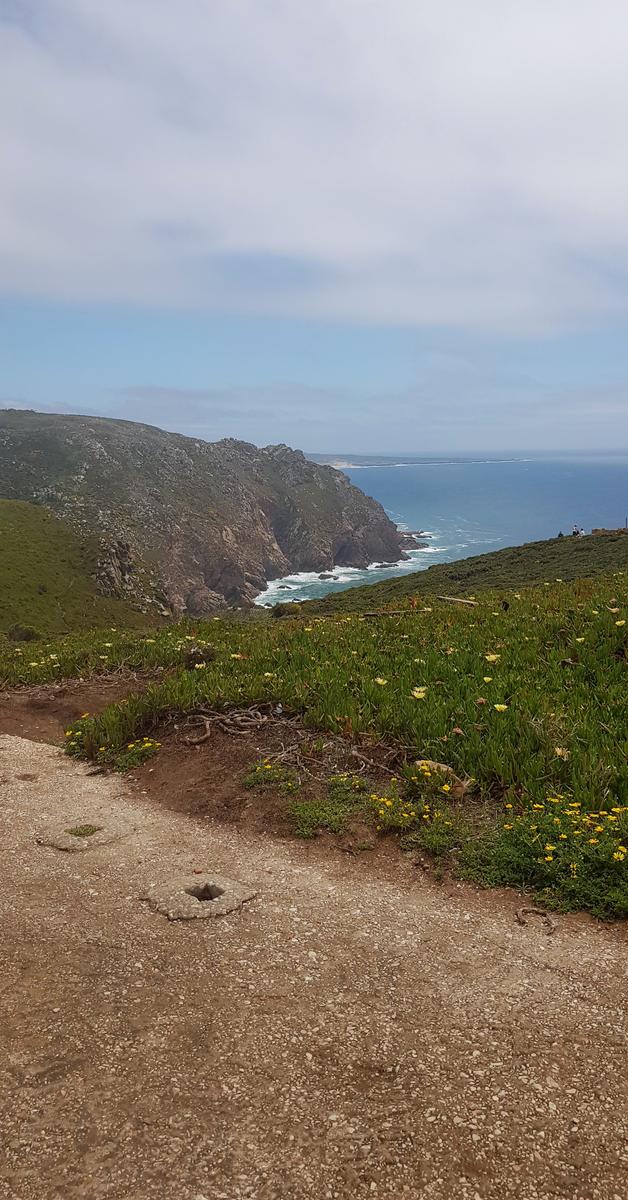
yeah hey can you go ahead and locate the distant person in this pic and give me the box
[572,524,580,537]
[557,530,564,538]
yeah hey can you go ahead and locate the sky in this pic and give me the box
[2,0,628,452]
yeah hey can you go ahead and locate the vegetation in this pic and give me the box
[65,824,103,838]
[244,760,298,791]
[298,532,628,615]
[288,773,370,838]
[0,500,148,635]
[2,568,625,916]
[0,409,402,611]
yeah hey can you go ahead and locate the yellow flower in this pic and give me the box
[619,845,627,853]
[588,838,599,845]
[553,747,570,759]
[485,653,500,663]
[503,823,513,830]
[494,703,508,712]
[411,686,427,699]
[575,637,585,643]
[483,676,493,683]
[504,802,513,809]
[613,851,626,862]
[441,784,451,793]
[615,619,626,627]
[544,844,556,852]
[544,855,554,862]
[231,653,243,659]
[374,677,387,686]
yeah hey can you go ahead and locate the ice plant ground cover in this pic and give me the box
[1,573,626,916]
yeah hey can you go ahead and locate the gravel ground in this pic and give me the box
[0,734,627,1200]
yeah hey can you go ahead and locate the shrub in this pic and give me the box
[7,623,41,642]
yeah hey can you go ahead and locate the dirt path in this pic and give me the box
[1,735,627,1200]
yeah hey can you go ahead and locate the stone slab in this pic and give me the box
[141,872,257,920]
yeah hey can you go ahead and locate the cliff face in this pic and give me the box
[0,411,406,613]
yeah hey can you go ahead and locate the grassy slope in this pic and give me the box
[0,500,150,635]
[2,567,626,917]
[298,533,628,615]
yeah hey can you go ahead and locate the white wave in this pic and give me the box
[254,547,450,604]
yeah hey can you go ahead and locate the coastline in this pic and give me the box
[254,541,441,606]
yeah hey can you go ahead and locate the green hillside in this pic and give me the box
[2,566,626,917]
[0,500,150,636]
[298,532,628,615]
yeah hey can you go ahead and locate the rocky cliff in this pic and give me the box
[0,410,407,613]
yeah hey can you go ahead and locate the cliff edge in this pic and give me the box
[0,410,406,613]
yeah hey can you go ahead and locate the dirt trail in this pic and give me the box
[0,734,626,1200]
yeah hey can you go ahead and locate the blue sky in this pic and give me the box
[2,1,628,451]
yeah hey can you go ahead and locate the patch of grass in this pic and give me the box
[0,625,220,688]
[400,808,470,858]
[65,726,162,772]
[0,500,150,636]
[459,796,628,920]
[65,823,103,838]
[289,774,368,838]
[244,760,298,791]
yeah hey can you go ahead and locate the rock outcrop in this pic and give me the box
[0,410,407,612]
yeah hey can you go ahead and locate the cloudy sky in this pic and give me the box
[2,0,628,451]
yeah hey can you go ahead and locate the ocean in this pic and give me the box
[255,453,628,605]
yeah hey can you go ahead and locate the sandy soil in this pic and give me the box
[1,733,627,1200]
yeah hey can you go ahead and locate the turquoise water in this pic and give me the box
[256,453,628,605]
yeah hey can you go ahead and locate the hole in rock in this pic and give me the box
[185,882,225,903]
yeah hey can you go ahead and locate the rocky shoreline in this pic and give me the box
[0,410,411,614]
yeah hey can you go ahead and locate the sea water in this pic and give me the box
[255,453,628,605]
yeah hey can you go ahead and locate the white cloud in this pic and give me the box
[3,1,628,330]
